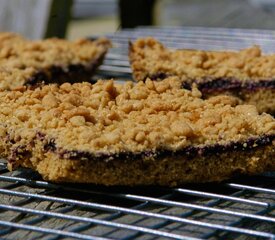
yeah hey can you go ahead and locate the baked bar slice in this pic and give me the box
[0,77,274,186]
[129,38,275,114]
[0,32,111,90]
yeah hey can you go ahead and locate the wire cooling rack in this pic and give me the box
[0,27,275,239]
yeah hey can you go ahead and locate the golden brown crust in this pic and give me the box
[21,144,275,186]
[0,32,111,90]
[0,78,274,185]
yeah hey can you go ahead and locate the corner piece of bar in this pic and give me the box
[0,77,274,186]
[129,37,275,114]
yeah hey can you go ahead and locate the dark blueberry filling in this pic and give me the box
[146,73,275,92]
[57,134,275,162]
[6,134,274,164]
[43,138,57,152]
[26,71,48,86]
[147,73,170,81]
[24,54,106,87]
[196,77,275,93]
[196,77,241,92]
[181,81,192,90]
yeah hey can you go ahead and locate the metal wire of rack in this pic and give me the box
[0,27,274,240]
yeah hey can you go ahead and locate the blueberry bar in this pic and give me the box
[0,32,111,90]
[129,38,275,114]
[0,77,274,186]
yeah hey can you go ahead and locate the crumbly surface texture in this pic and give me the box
[0,77,274,185]
[0,32,111,90]
[206,89,275,115]
[129,38,275,114]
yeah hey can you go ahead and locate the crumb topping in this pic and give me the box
[0,77,274,154]
[129,37,275,82]
[0,32,111,89]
